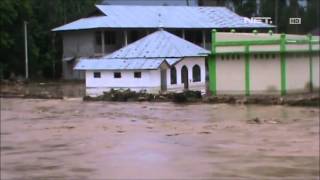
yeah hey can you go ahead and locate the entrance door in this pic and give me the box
[181,66,189,90]
[160,69,167,91]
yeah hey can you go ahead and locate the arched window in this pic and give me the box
[170,67,177,84]
[181,66,189,89]
[192,65,201,82]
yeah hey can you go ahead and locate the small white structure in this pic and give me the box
[75,30,209,96]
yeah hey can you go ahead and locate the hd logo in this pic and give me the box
[289,18,301,24]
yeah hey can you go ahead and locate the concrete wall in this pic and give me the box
[62,30,95,79]
[250,55,281,94]
[216,55,245,94]
[286,54,310,93]
[213,53,320,95]
[62,59,85,80]
[312,54,320,88]
[167,57,206,93]
[63,30,95,58]
[85,69,162,96]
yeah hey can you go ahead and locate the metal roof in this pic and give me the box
[164,58,181,65]
[104,30,210,58]
[74,58,169,70]
[52,5,273,31]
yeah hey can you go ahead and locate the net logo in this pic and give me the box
[289,18,301,24]
[243,17,273,24]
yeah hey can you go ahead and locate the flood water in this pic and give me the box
[1,98,319,179]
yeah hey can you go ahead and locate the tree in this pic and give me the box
[303,0,320,34]
[233,0,257,17]
[0,0,99,79]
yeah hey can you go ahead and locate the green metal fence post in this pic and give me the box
[245,45,250,96]
[308,34,313,92]
[280,33,287,96]
[209,29,217,95]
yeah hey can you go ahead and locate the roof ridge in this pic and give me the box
[161,31,184,57]
[105,30,209,59]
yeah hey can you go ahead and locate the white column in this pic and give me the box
[182,30,185,39]
[202,30,206,48]
[101,31,105,55]
[124,30,128,46]
[176,65,182,85]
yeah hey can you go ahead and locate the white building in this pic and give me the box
[74,30,209,96]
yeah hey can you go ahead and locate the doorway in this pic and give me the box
[160,69,167,91]
[181,66,189,90]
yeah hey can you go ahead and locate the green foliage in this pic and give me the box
[233,0,257,17]
[0,0,99,79]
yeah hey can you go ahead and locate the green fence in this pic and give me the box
[208,29,320,96]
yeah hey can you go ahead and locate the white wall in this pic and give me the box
[250,55,281,94]
[216,55,245,94]
[166,57,206,93]
[85,70,162,96]
[312,55,320,88]
[287,54,310,93]
[213,52,319,95]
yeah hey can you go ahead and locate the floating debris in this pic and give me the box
[198,131,211,134]
[166,133,180,137]
[246,117,262,124]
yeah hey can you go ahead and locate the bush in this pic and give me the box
[85,89,202,103]
[173,93,188,103]
[172,90,202,103]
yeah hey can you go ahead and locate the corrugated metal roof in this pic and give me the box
[52,5,272,31]
[74,58,168,70]
[104,30,210,58]
[164,58,181,65]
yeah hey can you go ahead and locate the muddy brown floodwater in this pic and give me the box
[1,98,319,179]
